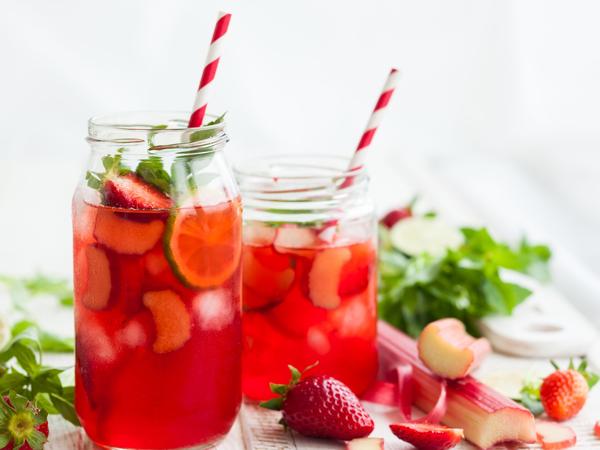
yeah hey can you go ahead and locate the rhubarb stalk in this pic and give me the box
[377,321,536,449]
[418,318,491,379]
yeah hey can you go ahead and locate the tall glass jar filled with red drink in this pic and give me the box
[236,155,378,400]
[72,112,242,449]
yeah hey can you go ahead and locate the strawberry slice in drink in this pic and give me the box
[103,173,171,210]
[338,242,375,298]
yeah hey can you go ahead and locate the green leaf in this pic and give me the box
[269,383,288,396]
[136,157,172,194]
[0,432,10,448]
[38,331,74,353]
[25,429,47,450]
[188,113,226,142]
[378,219,551,337]
[50,392,80,426]
[259,398,283,411]
[288,365,302,384]
[0,371,28,393]
[148,124,168,147]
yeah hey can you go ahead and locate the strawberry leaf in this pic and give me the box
[0,432,10,448]
[25,428,46,450]
[269,383,288,396]
[260,397,283,411]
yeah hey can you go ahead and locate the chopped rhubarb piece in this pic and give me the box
[595,420,600,438]
[345,437,384,450]
[103,173,171,210]
[535,421,577,450]
[243,222,277,245]
[94,209,164,255]
[378,321,536,449]
[390,423,463,450]
[418,318,491,379]
[308,247,351,309]
[81,245,112,310]
[143,290,191,353]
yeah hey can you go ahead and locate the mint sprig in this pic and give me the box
[378,211,552,337]
[0,322,79,426]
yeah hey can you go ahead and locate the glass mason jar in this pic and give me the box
[235,155,378,400]
[72,112,242,449]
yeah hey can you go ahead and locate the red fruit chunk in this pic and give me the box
[535,421,577,450]
[143,290,191,354]
[282,375,374,440]
[81,245,111,310]
[338,243,375,298]
[308,247,351,309]
[94,208,164,255]
[594,420,600,438]
[540,368,589,421]
[103,173,171,210]
[0,394,49,450]
[390,423,463,450]
[380,207,412,228]
[242,249,294,310]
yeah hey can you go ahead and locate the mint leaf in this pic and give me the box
[148,124,168,147]
[0,321,77,426]
[85,149,130,191]
[136,157,171,194]
[188,113,225,142]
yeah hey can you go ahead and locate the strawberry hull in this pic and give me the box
[242,235,378,400]
[72,200,242,449]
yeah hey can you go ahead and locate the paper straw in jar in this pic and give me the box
[188,11,232,127]
[340,68,399,187]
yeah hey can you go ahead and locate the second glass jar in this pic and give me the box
[236,155,378,400]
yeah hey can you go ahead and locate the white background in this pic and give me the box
[1,1,599,292]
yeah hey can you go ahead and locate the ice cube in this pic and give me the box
[78,320,117,365]
[193,289,234,331]
[117,317,148,349]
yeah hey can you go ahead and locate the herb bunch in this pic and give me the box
[378,209,552,337]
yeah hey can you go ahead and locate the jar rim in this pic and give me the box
[233,154,365,182]
[87,110,227,154]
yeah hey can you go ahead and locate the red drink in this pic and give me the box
[241,223,378,400]
[73,199,242,448]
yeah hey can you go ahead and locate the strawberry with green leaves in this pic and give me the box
[519,358,598,421]
[540,359,598,421]
[260,364,374,441]
[0,392,48,450]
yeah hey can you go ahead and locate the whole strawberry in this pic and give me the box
[0,392,49,450]
[540,359,598,421]
[260,364,374,440]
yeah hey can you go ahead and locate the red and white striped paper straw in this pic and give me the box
[341,68,399,187]
[188,11,232,128]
